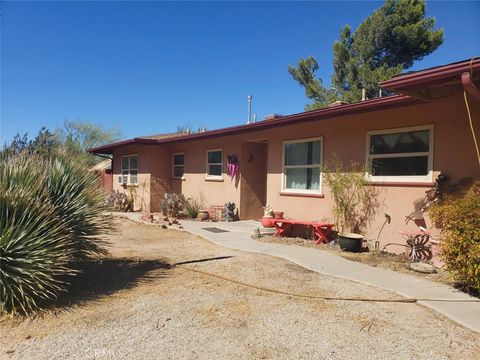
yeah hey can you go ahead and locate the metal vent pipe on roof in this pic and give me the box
[247,95,252,124]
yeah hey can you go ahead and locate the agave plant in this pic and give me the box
[0,152,110,314]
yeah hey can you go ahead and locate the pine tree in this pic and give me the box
[289,0,444,109]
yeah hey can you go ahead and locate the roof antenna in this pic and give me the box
[247,95,252,124]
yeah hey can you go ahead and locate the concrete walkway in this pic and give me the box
[114,213,480,333]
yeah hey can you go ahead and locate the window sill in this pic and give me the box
[171,177,186,181]
[205,177,224,182]
[121,183,138,188]
[367,181,435,187]
[280,192,325,198]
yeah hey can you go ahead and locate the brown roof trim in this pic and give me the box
[380,58,480,91]
[89,94,417,154]
[88,137,157,154]
[157,95,417,144]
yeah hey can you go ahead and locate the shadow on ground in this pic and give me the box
[52,258,171,309]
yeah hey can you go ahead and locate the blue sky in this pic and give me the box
[2,1,479,144]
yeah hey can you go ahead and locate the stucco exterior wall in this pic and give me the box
[264,93,479,249]
[169,137,243,209]
[112,144,171,212]
[111,92,480,251]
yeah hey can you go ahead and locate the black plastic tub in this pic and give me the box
[338,233,364,252]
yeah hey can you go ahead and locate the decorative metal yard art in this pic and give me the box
[224,202,236,222]
[382,230,433,262]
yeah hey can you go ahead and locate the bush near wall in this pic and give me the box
[0,152,110,315]
[429,181,480,292]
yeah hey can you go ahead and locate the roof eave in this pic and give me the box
[88,94,418,153]
[380,58,480,91]
[150,94,417,145]
[88,137,157,154]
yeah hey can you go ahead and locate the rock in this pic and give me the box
[161,225,167,229]
[410,262,437,274]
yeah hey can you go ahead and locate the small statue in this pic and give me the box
[224,202,236,222]
[263,204,274,217]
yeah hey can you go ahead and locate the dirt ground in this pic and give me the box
[1,218,479,359]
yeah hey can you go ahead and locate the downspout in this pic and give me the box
[461,72,480,102]
[461,62,480,168]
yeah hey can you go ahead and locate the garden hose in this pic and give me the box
[175,264,480,304]
[87,258,480,304]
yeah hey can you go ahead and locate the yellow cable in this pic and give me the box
[89,258,480,303]
[464,90,480,167]
[177,265,480,303]
[465,57,480,167]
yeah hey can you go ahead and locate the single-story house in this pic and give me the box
[90,58,480,250]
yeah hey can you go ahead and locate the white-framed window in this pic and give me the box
[366,125,434,183]
[282,137,323,194]
[206,149,223,179]
[172,152,185,179]
[120,155,138,184]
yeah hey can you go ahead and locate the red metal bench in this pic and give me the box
[273,219,334,244]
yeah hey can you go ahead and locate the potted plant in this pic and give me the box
[323,156,380,252]
[197,209,209,221]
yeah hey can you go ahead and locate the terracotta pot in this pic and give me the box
[273,211,284,219]
[197,210,209,221]
[261,216,275,228]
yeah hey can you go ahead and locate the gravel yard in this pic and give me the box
[1,218,479,359]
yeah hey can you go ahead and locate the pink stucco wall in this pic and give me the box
[112,92,480,251]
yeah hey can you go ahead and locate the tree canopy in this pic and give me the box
[289,0,444,110]
[3,120,121,166]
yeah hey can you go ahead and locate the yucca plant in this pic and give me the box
[46,155,110,260]
[0,187,74,314]
[0,152,110,314]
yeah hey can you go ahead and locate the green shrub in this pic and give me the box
[429,182,480,292]
[0,152,110,314]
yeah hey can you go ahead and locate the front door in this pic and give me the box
[240,141,268,220]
